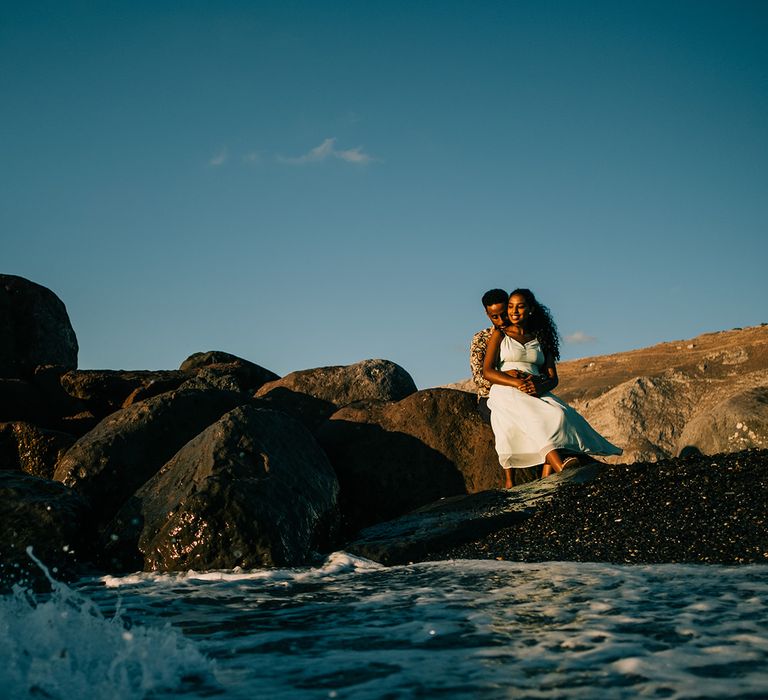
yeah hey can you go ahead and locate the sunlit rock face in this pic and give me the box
[255,358,417,433]
[104,405,340,572]
[0,471,91,590]
[677,387,768,456]
[317,388,536,536]
[0,274,79,379]
[53,388,247,527]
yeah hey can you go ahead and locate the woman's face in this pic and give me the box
[507,293,530,325]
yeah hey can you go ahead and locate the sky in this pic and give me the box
[2,1,767,389]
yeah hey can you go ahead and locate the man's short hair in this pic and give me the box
[481,288,508,308]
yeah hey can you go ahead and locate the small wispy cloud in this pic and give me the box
[278,137,373,165]
[565,331,597,344]
[242,151,261,164]
[208,148,228,167]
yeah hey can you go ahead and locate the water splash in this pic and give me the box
[0,547,217,699]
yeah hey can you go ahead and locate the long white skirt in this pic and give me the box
[488,384,622,468]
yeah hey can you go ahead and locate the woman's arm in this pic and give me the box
[533,354,559,394]
[482,330,534,390]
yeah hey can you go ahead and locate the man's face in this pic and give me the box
[484,302,509,329]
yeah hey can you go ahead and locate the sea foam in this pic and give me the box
[0,548,216,699]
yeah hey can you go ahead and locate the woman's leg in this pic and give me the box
[544,450,565,475]
[503,467,513,489]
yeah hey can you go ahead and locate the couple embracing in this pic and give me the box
[471,288,622,489]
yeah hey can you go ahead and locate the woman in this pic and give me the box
[483,289,622,483]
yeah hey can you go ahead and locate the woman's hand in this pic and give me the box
[513,375,538,396]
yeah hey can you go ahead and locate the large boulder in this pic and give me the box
[316,388,531,535]
[53,388,247,526]
[180,361,279,394]
[677,387,768,456]
[179,351,279,393]
[255,358,417,433]
[104,405,340,572]
[346,464,602,565]
[0,471,92,590]
[0,422,75,479]
[0,275,78,379]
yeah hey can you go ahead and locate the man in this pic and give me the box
[470,288,509,424]
[470,288,539,488]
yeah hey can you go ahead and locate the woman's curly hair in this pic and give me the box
[509,288,561,361]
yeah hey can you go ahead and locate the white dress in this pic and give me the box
[487,336,622,468]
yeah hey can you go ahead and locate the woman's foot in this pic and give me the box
[562,456,580,470]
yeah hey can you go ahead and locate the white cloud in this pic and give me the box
[336,146,372,164]
[278,137,373,165]
[242,151,261,163]
[209,148,228,167]
[565,331,597,344]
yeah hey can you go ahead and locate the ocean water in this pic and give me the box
[2,551,768,699]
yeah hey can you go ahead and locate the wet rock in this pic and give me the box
[0,275,78,379]
[104,405,339,572]
[317,388,535,535]
[677,387,768,455]
[0,422,75,479]
[346,465,600,565]
[53,388,247,526]
[0,471,92,591]
[255,358,417,433]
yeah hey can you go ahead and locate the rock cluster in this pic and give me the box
[0,276,509,588]
[2,275,766,588]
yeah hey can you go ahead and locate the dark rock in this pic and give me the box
[180,350,273,373]
[0,378,51,424]
[0,275,78,379]
[180,360,279,394]
[60,369,188,417]
[0,471,92,591]
[317,388,534,535]
[255,358,418,433]
[677,387,768,455]
[59,411,100,437]
[104,405,339,572]
[434,449,768,565]
[347,464,601,565]
[30,364,87,423]
[53,388,247,526]
[121,377,191,408]
[0,422,75,478]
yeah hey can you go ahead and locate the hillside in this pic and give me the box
[446,324,768,463]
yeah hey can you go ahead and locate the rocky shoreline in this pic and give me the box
[429,449,768,565]
[2,274,768,590]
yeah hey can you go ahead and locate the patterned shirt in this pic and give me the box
[470,327,494,399]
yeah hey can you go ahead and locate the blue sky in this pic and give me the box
[3,1,766,389]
